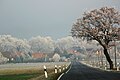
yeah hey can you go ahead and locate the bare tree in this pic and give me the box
[71,7,120,69]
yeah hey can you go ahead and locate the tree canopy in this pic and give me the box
[72,7,120,49]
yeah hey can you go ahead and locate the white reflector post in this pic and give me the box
[55,65,57,73]
[66,65,68,69]
[117,63,119,71]
[105,64,107,70]
[44,65,48,78]
[59,66,61,72]
[63,65,65,70]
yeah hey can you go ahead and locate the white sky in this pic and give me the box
[0,0,120,40]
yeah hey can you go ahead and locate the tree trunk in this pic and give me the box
[103,48,113,69]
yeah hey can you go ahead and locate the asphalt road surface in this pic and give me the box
[60,61,120,80]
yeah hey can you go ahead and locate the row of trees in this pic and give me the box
[0,35,98,54]
[0,35,96,63]
[0,34,101,63]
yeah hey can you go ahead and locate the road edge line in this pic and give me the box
[57,62,72,80]
[57,73,64,80]
[66,65,71,73]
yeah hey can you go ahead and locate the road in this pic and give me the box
[59,61,120,80]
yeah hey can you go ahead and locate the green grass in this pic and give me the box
[0,73,40,80]
[0,68,43,80]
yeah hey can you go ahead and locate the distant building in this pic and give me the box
[31,53,47,62]
[32,53,45,59]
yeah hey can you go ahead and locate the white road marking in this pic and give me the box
[57,73,64,80]
[57,62,72,80]
[66,65,71,74]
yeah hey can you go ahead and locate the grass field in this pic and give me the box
[0,62,70,80]
[0,73,40,80]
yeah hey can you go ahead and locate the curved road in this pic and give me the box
[60,61,120,80]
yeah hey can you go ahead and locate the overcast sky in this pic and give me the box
[0,0,120,40]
